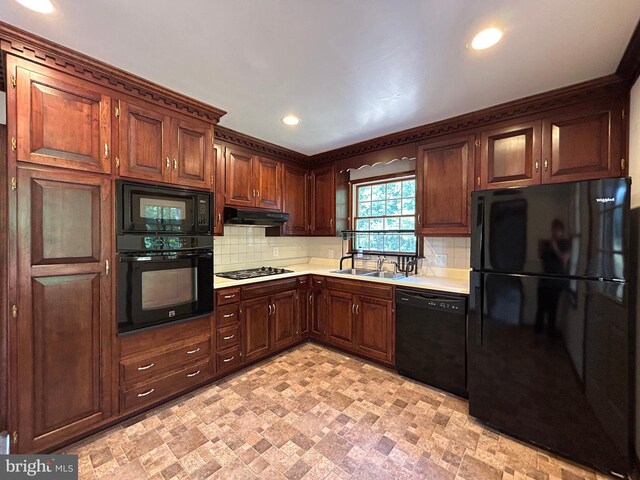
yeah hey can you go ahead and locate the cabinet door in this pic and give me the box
[310,289,325,339]
[242,297,270,362]
[355,295,393,364]
[15,167,112,452]
[225,148,255,207]
[480,121,542,189]
[542,100,623,183]
[310,164,336,236]
[282,164,309,235]
[416,135,474,235]
[15,64,111,174]
[119,100,171,183]
[326,290,355,350]
[213,144,225,235]
[272,291,296,350]
[172,118,213,190]
[255,157,282,211]
[298,288,310,338]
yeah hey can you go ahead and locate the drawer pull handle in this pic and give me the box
[187,370,201,377]
[223,313,235,318]
[223,356,235,363]
[137,388,155,397]
[186,348,201,354]
[223,334,235,340]
[137,363,155,371]
[223,294,236,299]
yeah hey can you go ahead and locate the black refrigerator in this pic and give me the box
[469,178,633,477]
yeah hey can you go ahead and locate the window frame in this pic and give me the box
[350,171,421,256]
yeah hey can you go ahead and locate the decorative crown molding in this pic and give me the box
[0,21,226,123]
[215,125,308,164]
[617,19,640,86]
[311,74,627,164]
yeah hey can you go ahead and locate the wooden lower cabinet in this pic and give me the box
[14,166,113,452]
[355,295,394,364]
[297,277,310,338]
[326,290,356,349]
[242,297,271,362]
[271,290,297,350]
[310,277,327,339]
[314,277,395,366]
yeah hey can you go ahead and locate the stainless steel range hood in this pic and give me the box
[223,207,289,226]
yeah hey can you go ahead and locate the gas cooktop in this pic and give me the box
[216,266,294,280]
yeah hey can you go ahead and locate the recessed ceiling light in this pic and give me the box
[14,0,54,13]
[470,27,503,50]
[281,115,300,126]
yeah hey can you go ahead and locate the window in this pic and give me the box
[353,176,417,254]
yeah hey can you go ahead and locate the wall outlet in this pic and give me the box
[434,254,447,266]
[328,249,334,259]
[273,247,279,257]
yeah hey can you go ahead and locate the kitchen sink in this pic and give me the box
[361,271,406,279]
[330,268,377,275]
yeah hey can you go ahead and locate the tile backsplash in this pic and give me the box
[214,227,470,272]
[423,237,471,269]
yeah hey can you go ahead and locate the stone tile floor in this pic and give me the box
[62,344,614,479]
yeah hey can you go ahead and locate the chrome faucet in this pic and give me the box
[376,256,385,271]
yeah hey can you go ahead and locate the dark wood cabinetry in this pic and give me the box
[310,277,327,338]
[225,148,282,210]
[14,166,113,452]
[242,297,271,362]
[14,59,112,174]
[312,277,394,366]
[297,277,310,338]
[310,165,336,236]
[271,290,297,350]
[119,100,213,190]
[282,164,309,235]
[479,121,542,189]
[416,135,474,236]
[542,100,624,183]
[213,144,225,235]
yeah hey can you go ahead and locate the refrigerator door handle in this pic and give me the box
[474,283,483,346]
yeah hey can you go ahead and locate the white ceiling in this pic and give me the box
[1,0,639,155]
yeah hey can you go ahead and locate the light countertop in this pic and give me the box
[213,258,470,295]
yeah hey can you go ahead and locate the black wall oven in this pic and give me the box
[116,181,214,334]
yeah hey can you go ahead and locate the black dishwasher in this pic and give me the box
[396,288,467,397]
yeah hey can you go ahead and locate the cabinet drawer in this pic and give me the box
[216,303,240,327]
[311,276,326,288]
[297,276,309,287]
[120,338,210,386]
[216,287,241,306]
[242,278,298,300]
[216,324,240,350]
[216,346,242,372]
[120,360,209,413]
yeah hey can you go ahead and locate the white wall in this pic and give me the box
[0,92,6,125]
[629,76,640,462]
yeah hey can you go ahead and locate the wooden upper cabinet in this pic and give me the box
[213,144,225,235]
[542,100,623,183]
[118,100,171,183]
[173,119,213,190]
[416,134,474,236]
[15,166,112,452]
[224,149,283,210]
[310,164,336,236]
[118,99,214,189]
[282,164,309,235]
[480,121,542,189]
[15,62,111,174]
[255,157,282,210]
[225,148,255,207]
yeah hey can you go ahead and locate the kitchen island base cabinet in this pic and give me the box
[14,166,113,453]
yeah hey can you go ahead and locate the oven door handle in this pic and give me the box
[118,253,212,262]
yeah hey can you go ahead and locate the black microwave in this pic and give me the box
[116,180,212,235]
